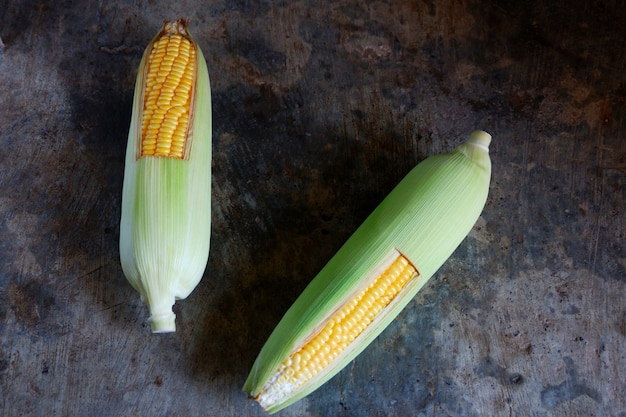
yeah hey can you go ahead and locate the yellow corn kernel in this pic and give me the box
[140,24,197,160]
[255,254,418,408]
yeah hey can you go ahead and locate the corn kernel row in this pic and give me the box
[256,255,417,407]
[140,32,196,159]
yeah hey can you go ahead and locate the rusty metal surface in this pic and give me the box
[1,1,625,416]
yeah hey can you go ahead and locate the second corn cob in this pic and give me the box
[244,131,492,412]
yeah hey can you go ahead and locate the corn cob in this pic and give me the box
[244,131,492,412]
[119,19,212,333]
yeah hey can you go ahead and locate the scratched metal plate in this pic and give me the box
[0,1,624,416]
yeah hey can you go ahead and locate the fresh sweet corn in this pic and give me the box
[119,19,212,333]
[244,131,492,412]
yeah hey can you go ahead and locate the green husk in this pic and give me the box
[244,131,492,412]
[119,19,212,333]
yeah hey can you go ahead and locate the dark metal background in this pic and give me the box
[1,1,625,416]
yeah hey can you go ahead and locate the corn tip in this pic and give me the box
[468,130,491,152]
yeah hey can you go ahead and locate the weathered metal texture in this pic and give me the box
[0,1,624,416]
